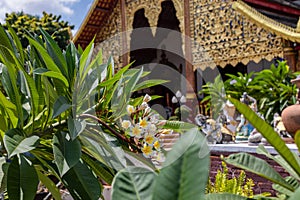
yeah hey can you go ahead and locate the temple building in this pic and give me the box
[73,0,300,112]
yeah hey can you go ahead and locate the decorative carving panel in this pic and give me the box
[95,2,123,69]
[190,0,283,70]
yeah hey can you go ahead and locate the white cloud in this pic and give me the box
[0,0,80,23]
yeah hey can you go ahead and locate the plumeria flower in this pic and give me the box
[141,144,154,158]
[121,120,131,129]
[153,140,161,150]
[144,106,151,115]
[144,133,156,145]
[143,94,151,103]
[147,123,157,134]
[150,114,159,124]
[139,118,148,128]
[139,102,148,110]
[126,105,135,114]
[130,125,142,138]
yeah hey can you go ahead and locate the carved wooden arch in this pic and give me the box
[126,0,184,34]
[125,0,185,57]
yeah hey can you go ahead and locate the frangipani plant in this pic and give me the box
[0,24,174,199]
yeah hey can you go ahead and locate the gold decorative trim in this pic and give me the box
[233,0,300,43]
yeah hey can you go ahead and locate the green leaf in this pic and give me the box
[0,157,7,193]
[289,186,300,200]
[229,97,300,177]
[256,145,300,180]
[111,167,157,200]
[79,38,94,79]
[81,153,114,185]
[53,132,81,176]
[40,29,68,78]
[162,120,196,133]
[152,128,210,200]
[0,90,17,127]
[7,155,39,200]
[27,36,62,73]
[80,128,126,171]
[4,128,39,158]
[35,69,69,87]
[206,193,254,200]
[52,96,71,119]
[62,159,101,200]
[224,153,294,191]
[68,117,86,140]
[133,79,169,92]
[36,167,62,200]
[294,131,300,153]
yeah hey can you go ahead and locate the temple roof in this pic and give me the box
[73,0,117,48]
[73,0,300,48]
[234,0,300,42]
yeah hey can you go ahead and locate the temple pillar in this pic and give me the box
[283,40,297,71]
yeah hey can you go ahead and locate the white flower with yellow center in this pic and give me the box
[126,105,135,114]
[147,123,157,134]
[153,140,161,150]
[150,114,159,124]
[143,94,151,103]
[141,144,153,158]
[130,125,142,138]
[121,120,131,129]
[139,118,148,128]
[144,134,155,145]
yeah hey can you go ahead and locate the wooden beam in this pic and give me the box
[86,24,99,29]
[95,6,110,12]
[120,0,129,66]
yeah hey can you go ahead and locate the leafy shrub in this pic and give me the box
[200,61,298,123]
[206,161,255,198]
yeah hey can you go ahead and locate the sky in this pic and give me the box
[0,0,94,35]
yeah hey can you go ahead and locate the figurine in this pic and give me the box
[235,92,256,143]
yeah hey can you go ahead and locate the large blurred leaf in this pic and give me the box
[53,132,81,176]
[4,128,39,158]
[229,97,300,177]
[256,145,300,180]
[62,159,101,200]
[7,155,39,200]
[111,167,156,200]
[206,193,253,200]
[224,153,294,191]
[289,186,300,200]
[152,128,210,200]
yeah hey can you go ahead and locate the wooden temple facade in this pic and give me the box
[73,0,300,109]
